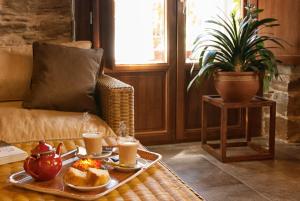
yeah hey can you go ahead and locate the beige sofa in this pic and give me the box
[0,41,134,143]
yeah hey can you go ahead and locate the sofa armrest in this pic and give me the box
[96,74,134,136]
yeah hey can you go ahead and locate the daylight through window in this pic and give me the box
[115,0,166,64]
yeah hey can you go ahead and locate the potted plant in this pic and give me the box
[188,5,283,102]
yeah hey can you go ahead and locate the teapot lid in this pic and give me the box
[31,140,54,155]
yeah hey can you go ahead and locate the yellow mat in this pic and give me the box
[0,139,203,201]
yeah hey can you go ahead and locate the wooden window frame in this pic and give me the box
[96,0,175,72]
[95,0,249,70]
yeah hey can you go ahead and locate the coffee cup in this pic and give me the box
[82,132,103,156]
[118,137,138,167]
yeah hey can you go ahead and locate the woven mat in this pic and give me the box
[0,139,204,201]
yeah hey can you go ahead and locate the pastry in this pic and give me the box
[64,167,87,186]
[87,168,110,186]
[64,166,110,187]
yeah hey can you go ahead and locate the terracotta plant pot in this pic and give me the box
[214,72,259,103]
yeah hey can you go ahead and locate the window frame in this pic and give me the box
[99,0,175,71]
[97,0,247,71]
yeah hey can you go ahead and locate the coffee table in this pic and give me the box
[0,138,203,200]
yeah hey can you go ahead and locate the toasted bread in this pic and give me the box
[64,167,87,186]
[87,168,110,186]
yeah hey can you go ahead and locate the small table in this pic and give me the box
[201,95,276,162]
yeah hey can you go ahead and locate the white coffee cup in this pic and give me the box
[82,132,103,156]
[118,137,138,167]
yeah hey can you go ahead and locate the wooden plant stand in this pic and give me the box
[201,95,276,162]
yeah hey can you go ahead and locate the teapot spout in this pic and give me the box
[56,143,63,155]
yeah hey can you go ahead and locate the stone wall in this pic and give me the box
[263,64,300,143]
[0,0,72,46]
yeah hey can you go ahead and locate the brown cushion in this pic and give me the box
[0,45,33,101]
[23,42,103,114]
[48,40,92,49]
[0,41,92,102]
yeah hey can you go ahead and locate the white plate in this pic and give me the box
[64,178,111,191]
[76,146,112,159]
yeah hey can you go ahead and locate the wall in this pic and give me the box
[0,0,72,46]
[257,0,300,143]
[263,65,300,143]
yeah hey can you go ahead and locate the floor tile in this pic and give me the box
[148,139,300,201]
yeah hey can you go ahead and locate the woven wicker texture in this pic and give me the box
[0,139,203,201]
[97,75,134,137]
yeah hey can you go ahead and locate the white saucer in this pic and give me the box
[76,146,112,159]
[114,162,143,172]
[64,178,111,191]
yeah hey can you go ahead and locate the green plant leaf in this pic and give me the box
[190,47,208,76]
[203,50,217,65]
[187,62,217,91]
[188,4,283,91]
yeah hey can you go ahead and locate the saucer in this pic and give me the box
[113,162,143,172]
[76,146,112,159]
[64,178,111,191]
[108,157,148,172]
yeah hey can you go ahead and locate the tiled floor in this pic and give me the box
[148,139,300,201]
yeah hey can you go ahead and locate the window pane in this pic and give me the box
[115,0,166,64]
[185,0,241,62]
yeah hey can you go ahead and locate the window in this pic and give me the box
[114,0,166,64]
[185,0,241,62]
[113,0,241,65]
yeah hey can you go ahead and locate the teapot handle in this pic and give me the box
[24,156,39,179]
[56,143,63,156]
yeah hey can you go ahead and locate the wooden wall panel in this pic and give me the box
[75,0,92,41]
[258,0,300,64]
[184,72,214,129]
[108,68,174,145]
[113,72,166,132]
[92,0,100,48]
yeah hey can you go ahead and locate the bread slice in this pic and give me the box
[64,167,87,186]
[87,168,110,186]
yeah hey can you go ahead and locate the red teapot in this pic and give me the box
[24,140,63,181]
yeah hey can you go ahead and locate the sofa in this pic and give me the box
[0,41,134,143]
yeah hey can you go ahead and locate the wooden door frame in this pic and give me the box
[94,0,178,145]
[77,0,262,145]
[175,0,261,142]
[176,0,192,141]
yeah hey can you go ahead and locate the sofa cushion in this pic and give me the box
[50,41,92,49]
[23,42,102,114]
[0,101,114,143]
[0,45,33,101]
[0,41,92,102]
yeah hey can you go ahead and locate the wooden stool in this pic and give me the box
[201,95,276,162]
